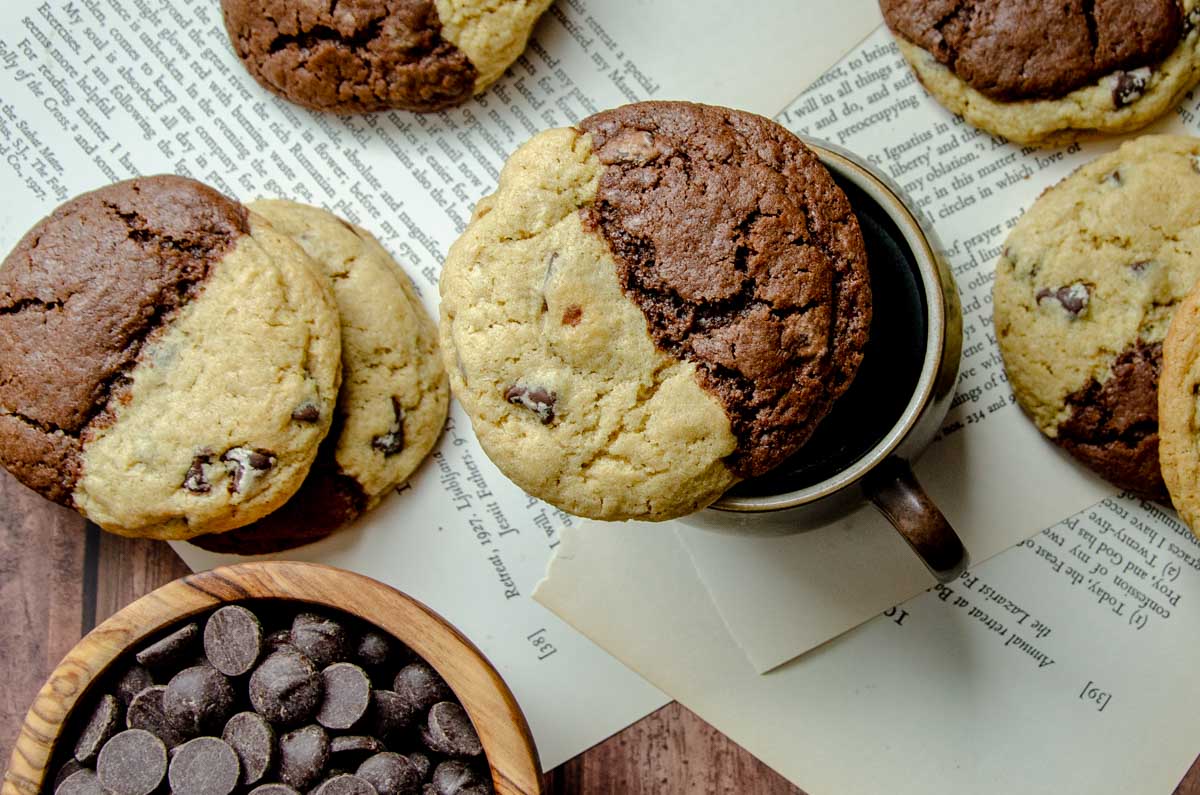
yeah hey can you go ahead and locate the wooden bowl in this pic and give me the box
[2,561,543,795]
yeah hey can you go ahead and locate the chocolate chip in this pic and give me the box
[355,630,393,669]
[420,703,482,757]
[330,735,386,759]
[136,622,200,669]
[313,774,378,795]
[53,759,85,792]
[264,628,295,653]
[407,753,431,781]
[164,665,237,735]
[75,694,121,764]
[96,729,168,795]
[291,613,349,669]
[393,664,453,715]
[370,690,418,738]
[183,454,213,494]
[1036,283,1091,317]
[504,385,556,424]
[168,737,241,795]
[1104,170,1123,187]
[114,665,155,707]
[221,447,276,494]
[223,712,276,786]
[278,724,330,791]
[248,786,301,795]
[428,760,488,795]
[205,605,264,676]
[55,768,104,795]
[561,305,583,326]
[127,685,190,748]
[292,403,321,423]
[249,649,323,727]
[356,752,421,795]
[1112,67,1151,107]
[316,663,372,730]
[1130,260,1153,275]
[371,398,406,457]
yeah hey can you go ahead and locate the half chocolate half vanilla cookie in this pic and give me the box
[881,0,1200,144]
[220,0,553,113]
[0,176,342,540]
[439,101,872,522]
[994,135,1200,500]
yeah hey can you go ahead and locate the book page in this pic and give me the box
[678,26,1197,672]
[0,0,880,771]
[536,498,1200,794]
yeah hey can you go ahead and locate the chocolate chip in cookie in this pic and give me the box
[504,385,556,424]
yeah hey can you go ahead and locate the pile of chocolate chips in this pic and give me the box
[48,603,493,795]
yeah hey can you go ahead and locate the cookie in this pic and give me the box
[0,176,341,539]
[190,201,448,554]
[882,0,1200,144]
[1158,275,1200,531]
[439,101,872,521]
[994,135,1200,499]
[220,0,552,113]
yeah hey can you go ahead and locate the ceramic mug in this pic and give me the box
[679,141,968,583]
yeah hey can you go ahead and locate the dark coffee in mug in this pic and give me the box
[728,172,930,498]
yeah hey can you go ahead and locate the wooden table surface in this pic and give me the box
[3,467,1200,794]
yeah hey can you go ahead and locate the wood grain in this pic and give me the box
[3,487,1200,794]
[542,703,802,794]
[0,471,88,772]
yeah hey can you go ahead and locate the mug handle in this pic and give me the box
[862,457,968,583]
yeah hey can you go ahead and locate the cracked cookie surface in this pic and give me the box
[0,176,342,539]
[439,102,871,521]
[882,0,1200,144]
[192,200,448,554]
[220,0,552,113]
[994,136,1200,500]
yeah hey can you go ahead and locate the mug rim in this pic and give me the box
[709,140,950,514]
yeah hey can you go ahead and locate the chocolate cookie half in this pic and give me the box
[191,201,449,554]
[994,135,1200,500]
[881,0,1200,144]
[439,101,872,521]
[0,176,342,539]
[220,0,553,113]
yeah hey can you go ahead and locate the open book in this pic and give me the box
[537,28,1200,795]
[0,0,880,772]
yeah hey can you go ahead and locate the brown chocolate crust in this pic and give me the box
[219,0,477,114]
[578,102,872,478]
[881,0,1183,102]
[0,176,248,504]
[1057,341,1168,500]
[188,433,369,555]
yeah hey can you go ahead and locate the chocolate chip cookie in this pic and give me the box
[881,0,1200,144]
[439,101,872,521]
[220,0,552,113]
[0,176,342,539]
[994,136,1200,500]
[191,201,448,554]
